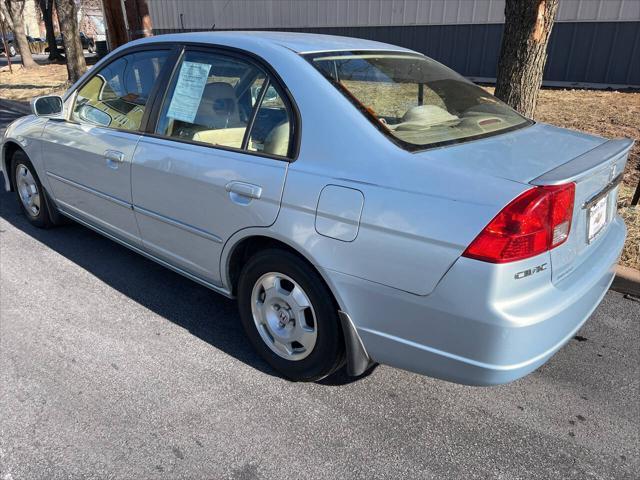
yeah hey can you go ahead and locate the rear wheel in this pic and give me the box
[237,249,344,381]
[8,45,17,57]
[12,151,56,228]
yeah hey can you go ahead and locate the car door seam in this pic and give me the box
[132,204,223,244]
[45,171,131,209]
[129,136,145,244]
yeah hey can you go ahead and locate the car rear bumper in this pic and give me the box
[328,215,626,385]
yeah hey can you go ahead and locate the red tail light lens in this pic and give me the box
[462,183,575,263]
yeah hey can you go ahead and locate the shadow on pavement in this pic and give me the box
[0,176,364,385]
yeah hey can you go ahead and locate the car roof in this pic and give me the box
[129,31,414,55]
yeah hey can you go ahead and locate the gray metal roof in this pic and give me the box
[148,0,640,31]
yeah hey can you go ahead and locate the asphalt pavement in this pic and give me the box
[0,107,638,479]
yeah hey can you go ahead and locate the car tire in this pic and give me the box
[237,248,345,381]
[8,45,17,57]
[87,45,95,54]
[11,151,59,228]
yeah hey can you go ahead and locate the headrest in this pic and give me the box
[401,105,459,126]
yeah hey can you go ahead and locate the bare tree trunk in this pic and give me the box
[125,0,153,40]
[38,0,63,61]
[103,0,128,49]
[1,0,38,68]
[495,0,559,118]
[54,0,85,82]
[0,15,13,72]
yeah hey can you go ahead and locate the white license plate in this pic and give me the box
[587,195,608,242]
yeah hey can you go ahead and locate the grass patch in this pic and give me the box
[0,63,69,102]
[535,88,639,271]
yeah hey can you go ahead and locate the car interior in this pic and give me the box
[72,50,291,157]
[161,61,291,156]
[310,54,528,148]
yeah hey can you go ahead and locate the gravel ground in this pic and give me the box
[1,97,639,480]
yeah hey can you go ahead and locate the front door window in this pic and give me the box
[72,50,170,131]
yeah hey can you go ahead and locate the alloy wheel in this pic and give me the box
[250,272,317,361]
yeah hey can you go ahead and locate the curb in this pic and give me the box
[612,265,640,297]
[0,98,31,115]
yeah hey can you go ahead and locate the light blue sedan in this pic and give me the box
[1,32,631,384]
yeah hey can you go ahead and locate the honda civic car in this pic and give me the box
[1,32,631,384]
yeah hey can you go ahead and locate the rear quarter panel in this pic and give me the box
[276,159,527,296]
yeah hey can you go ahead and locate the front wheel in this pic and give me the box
[12,151,56,228]
[237,249,345,381]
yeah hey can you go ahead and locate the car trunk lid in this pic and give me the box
[420,122,607,184]
[417,123,632,283]
[531,138,633,284]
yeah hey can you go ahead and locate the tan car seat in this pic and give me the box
[193,127,246,148]
[194,82,242,129]
[263,121,290,156]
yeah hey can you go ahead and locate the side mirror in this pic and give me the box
[31,95,64,117]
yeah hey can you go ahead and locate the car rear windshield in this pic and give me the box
[304,51,531,151]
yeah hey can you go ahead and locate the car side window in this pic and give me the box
[246,84,291,157]
[155,50,293,157]
[71,50,170,131]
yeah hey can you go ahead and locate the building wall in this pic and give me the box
[148,0,640,87]
[148,0,640,30]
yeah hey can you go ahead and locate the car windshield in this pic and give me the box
[305,51,530,150]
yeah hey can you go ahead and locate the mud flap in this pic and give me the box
[338,310,375,376]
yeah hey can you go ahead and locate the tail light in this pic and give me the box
[462,183,575,263]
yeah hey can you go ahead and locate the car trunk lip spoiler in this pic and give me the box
[581,172,625,210]
[530,138,634,186]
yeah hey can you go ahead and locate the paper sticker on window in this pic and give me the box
[166,61,212,123]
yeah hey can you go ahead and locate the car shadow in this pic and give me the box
[0,178,367,385]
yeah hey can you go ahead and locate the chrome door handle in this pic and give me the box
[225,181,262,200]
[105,150,125,163]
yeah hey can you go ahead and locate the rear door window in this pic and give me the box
[246,84,291,157]
[155,49,293,158]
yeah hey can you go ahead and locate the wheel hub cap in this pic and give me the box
[276,307,291,328]
[15,164,40,217]
[251,272,317,361]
